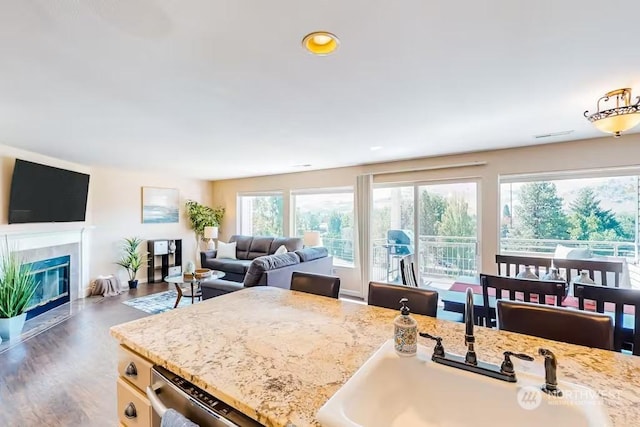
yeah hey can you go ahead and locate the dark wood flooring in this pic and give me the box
[0,283,169,427]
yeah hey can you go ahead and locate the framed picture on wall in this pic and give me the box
[142,187,179,223]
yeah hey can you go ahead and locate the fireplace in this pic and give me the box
[23,255,71,320]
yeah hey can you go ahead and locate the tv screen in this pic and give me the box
[8,159,90,224]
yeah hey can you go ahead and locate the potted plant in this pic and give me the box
[0,249,38,341]
[115,237,144,289]
[185,200,225,249]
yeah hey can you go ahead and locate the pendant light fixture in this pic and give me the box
[584,88,640,138]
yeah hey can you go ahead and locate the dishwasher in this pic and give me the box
[146,365,264,427]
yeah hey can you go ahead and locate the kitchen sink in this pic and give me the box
[316,340,612,427]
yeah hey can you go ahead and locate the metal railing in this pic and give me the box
[371,236,478,282]
[323,235,638,280]
[370,235,638,282]
[500,237,637,259]
[322,237,355,266]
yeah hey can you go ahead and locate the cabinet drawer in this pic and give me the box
[118,345,154,391]
[117,377,152,427]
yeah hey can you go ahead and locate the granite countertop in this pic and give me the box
[110,287,640,427]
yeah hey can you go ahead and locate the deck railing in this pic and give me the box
[322,235,638,281]
[370,235,638,282]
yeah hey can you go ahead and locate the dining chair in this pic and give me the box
[480,274,567,327]
[573,282,640,355]
[497,300,614,350]
[290,272,341,299]
[400,255,419,287]
[554,258,623,287]
[367,281,438,317]
[495,254,552,278]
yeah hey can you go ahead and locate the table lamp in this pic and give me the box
[203,226,218,251]
[303,231,322,247]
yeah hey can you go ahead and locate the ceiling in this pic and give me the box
[0,0,638,180]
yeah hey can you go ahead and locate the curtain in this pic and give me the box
[355,174,372,299]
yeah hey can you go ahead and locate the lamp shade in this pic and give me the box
[203,226,218,239]
[303,231,322,247]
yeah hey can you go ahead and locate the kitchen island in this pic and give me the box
[110,287,640,427]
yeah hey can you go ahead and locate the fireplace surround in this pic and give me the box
[1,226,92,317]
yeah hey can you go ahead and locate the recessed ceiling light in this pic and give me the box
[370,146,383,151]
[302,31,339,56]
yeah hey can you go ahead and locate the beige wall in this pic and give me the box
[89,166,212,284]
[0,144,213,288]
[211,135,640,296]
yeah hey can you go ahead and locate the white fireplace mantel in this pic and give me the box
[0,224,94,299]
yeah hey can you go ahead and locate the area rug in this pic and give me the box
[122,291,199,315]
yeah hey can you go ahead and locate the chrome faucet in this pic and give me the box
[420,288,533,383]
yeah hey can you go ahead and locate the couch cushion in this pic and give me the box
[200,278,245,293]
[230,235,253,259]
[205,258,252,275]
[244,252,300,287]
[247,236,275,259]
[295,247,329,262]
[269,237,303,254]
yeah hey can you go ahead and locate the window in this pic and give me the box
[292,189,354,267]
[500,174,638,259]
[238,193,284,237]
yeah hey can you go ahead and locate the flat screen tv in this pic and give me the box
[8,159,90,224]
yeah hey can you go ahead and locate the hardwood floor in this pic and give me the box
[0,283,169,427]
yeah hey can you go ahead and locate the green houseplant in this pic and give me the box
[185,199,225,243]
[115,237,144,289]
[0,249,38,341]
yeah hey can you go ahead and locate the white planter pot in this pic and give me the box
[0,313,27,341]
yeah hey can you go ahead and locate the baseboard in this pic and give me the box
[339,289,363,299]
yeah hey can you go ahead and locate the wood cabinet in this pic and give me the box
[117,345,154,427]
[147,239,182,283]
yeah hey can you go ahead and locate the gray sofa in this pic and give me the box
[200,235,304,282]
[201,247,333,299]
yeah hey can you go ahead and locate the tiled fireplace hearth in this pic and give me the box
[0,225,92,317]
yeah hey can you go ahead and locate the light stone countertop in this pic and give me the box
[110,287,640,427]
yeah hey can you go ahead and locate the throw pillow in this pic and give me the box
[274,244,288,255]
[216,241,237,259]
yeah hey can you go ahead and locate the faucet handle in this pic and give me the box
[419,332,445,358]
[500,351,534,374]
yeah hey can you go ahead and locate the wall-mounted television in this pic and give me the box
[8,159,90,224]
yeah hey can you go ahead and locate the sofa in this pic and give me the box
[200,235,304,282]
[200,246,333,299]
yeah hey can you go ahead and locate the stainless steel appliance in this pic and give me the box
[147,366,263,427]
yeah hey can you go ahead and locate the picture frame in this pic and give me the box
[142,187,179,224]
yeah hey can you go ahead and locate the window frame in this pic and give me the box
[291,186,355,268]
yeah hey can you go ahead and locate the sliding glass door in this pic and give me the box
[370,181,478,287]
[371,186,414,283]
